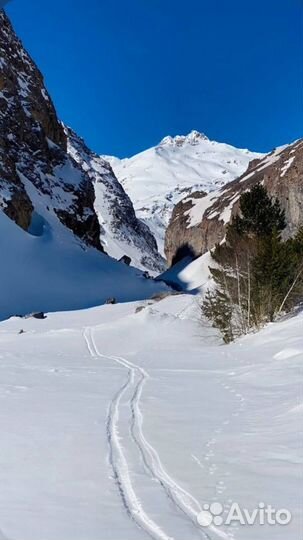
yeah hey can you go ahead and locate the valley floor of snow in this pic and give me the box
[0,294,301,540]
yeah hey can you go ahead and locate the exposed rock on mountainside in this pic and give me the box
[165,139,303,265]
[0,11,163,272]
[105,131,261,255]
[0,11,101,250]
[165,191,207,266]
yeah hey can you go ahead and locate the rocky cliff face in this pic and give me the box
[0,10,102,250]
[0,10,163,272]
[165,139,303,265]
[66,127,165,273]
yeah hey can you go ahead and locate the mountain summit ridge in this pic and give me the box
[158,130,209,147]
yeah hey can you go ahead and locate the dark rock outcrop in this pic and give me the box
[119,255,132,266]
[165,139,303,265]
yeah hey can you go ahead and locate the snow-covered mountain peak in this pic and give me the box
[106,135,263,255]
[159,130,209,148]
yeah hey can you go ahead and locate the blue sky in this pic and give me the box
[6,0,303,157]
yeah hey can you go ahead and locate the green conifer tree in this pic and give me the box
[202,184,303,341]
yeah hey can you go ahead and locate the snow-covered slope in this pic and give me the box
[157,251,213,292]
[0,294,301,540]
[0,203,168,321]
[105,131,262,255]
[66,128,165,274]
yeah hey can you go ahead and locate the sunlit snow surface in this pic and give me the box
[0,295,301,540]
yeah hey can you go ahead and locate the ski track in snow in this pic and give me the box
[84,327,172,540]
[82,327,223,540]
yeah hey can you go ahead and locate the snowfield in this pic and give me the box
[0,294,301,540]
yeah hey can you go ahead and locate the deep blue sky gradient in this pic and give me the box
[6,0,303,157]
